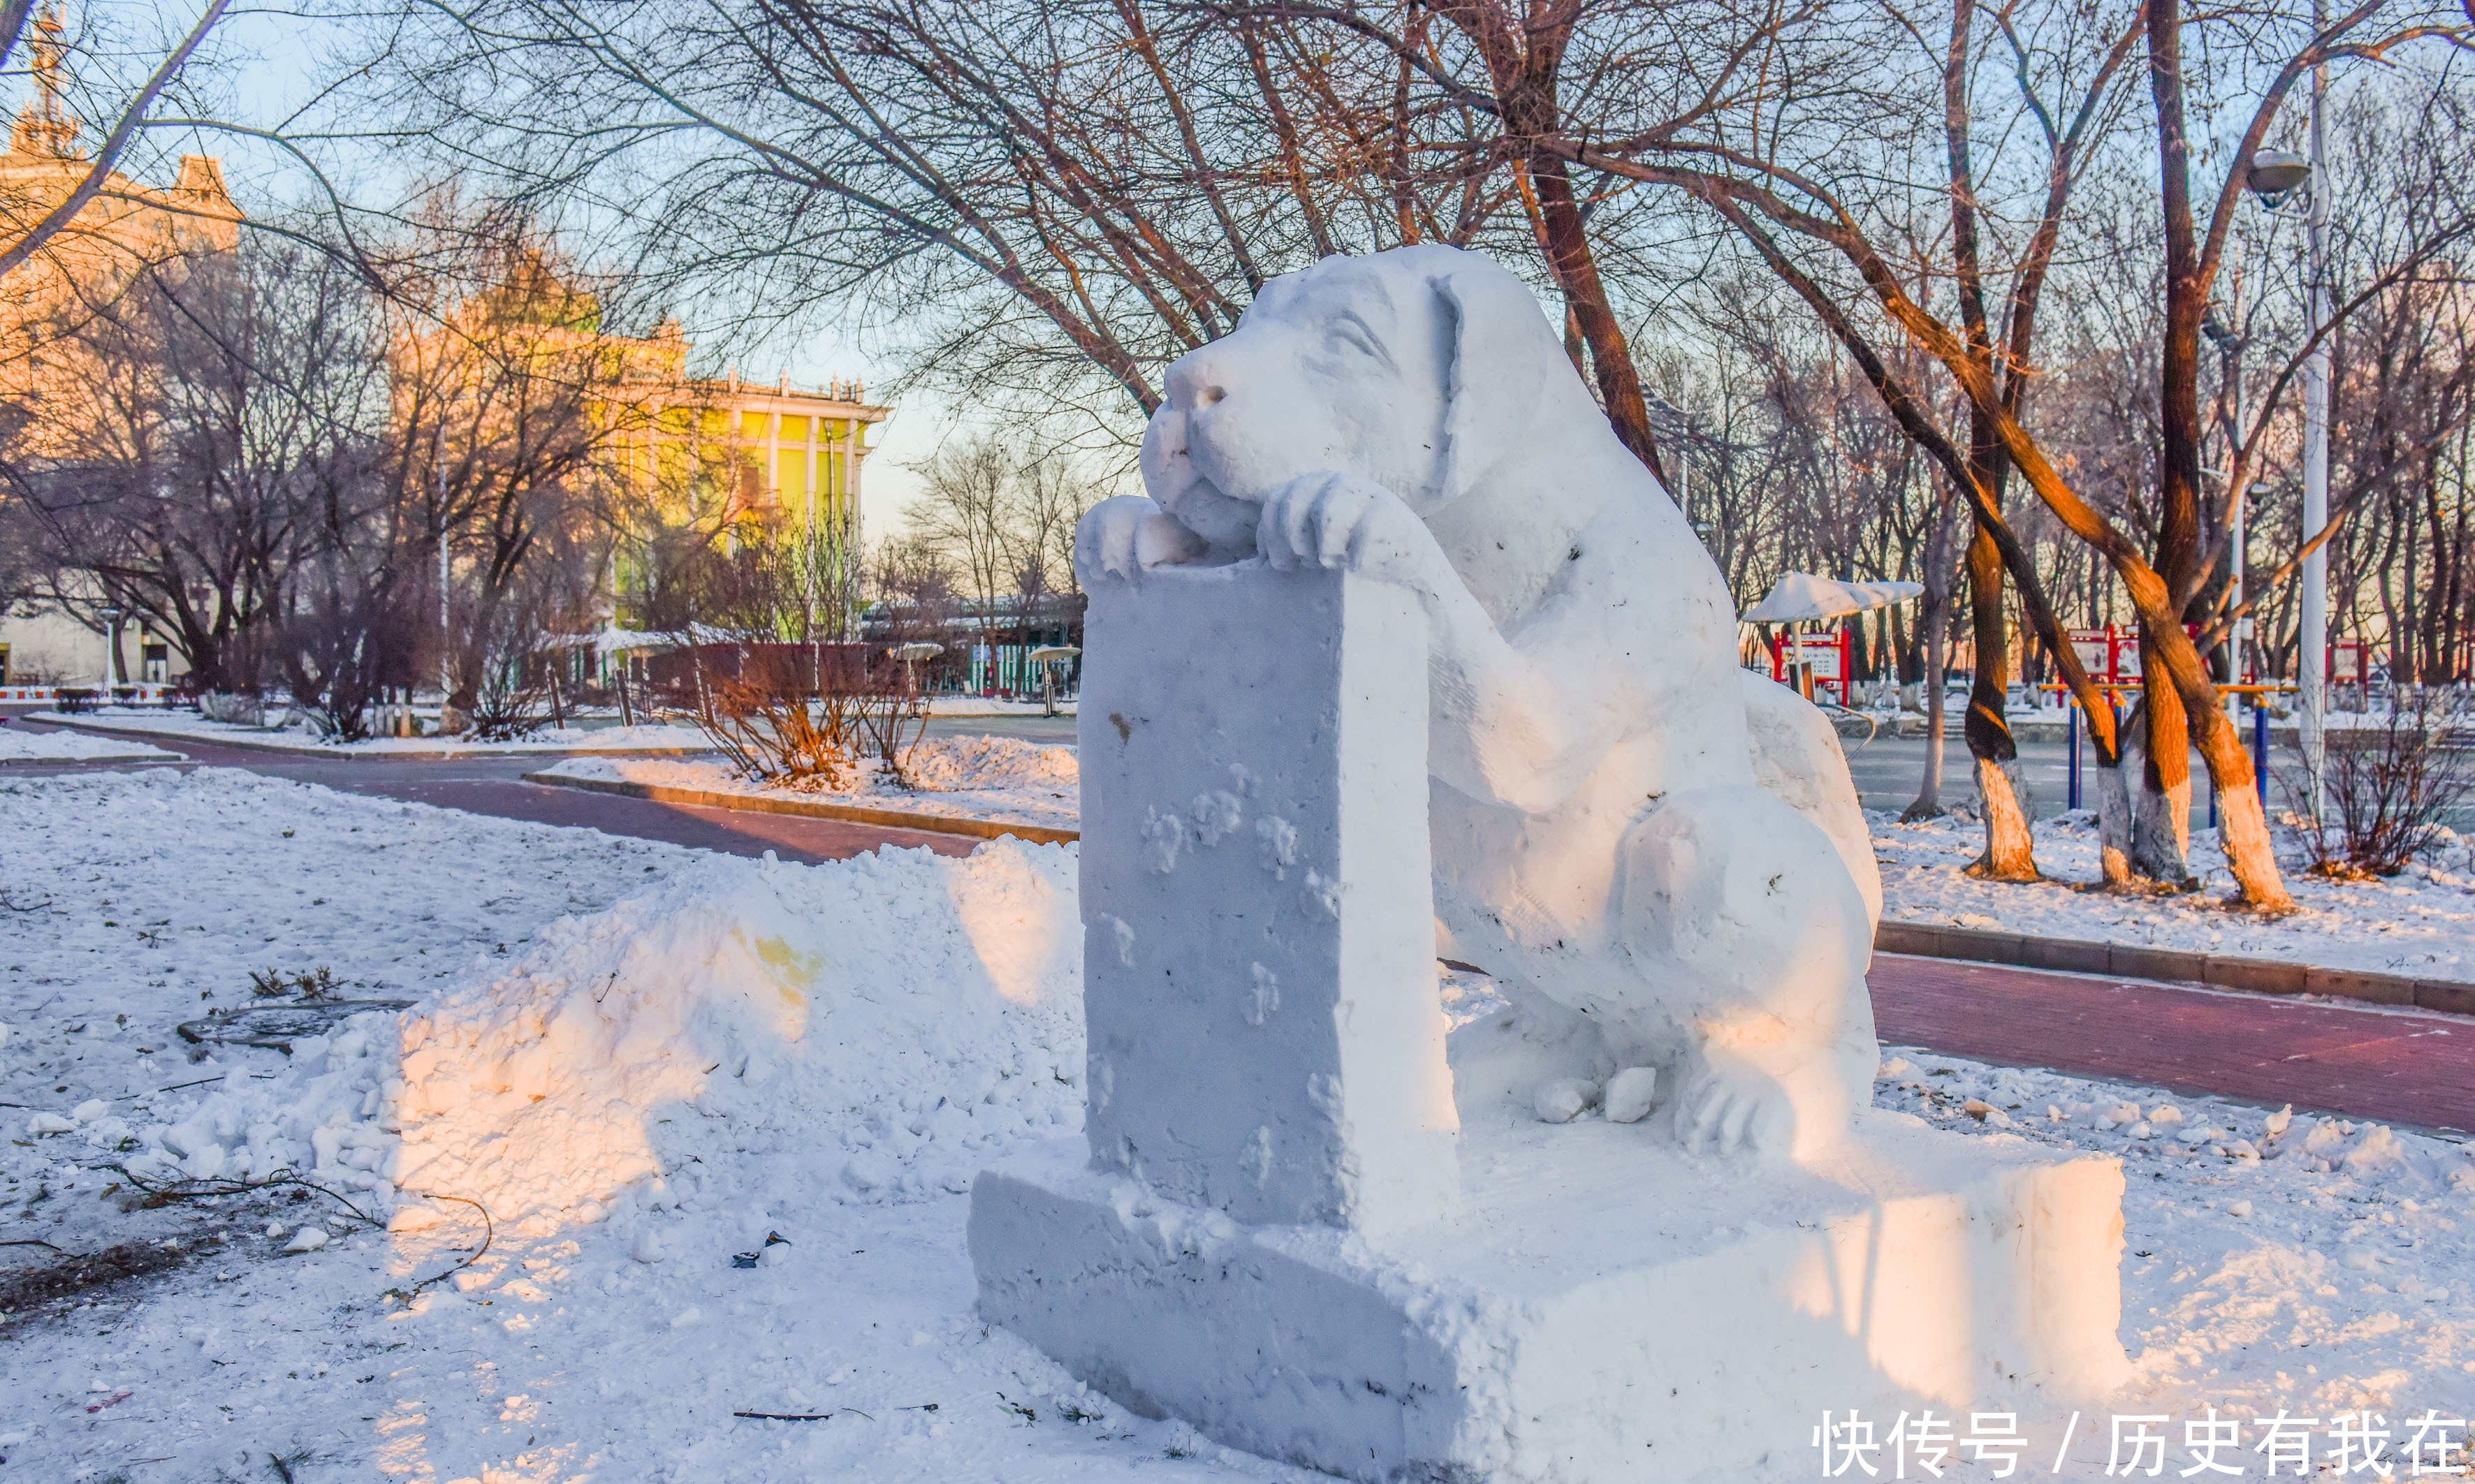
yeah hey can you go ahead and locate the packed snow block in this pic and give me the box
[972,1110,2129,1483]
[1069,559,1459,1235]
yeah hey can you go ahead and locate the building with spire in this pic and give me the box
[0,6,244,686]
[0,6,242,406]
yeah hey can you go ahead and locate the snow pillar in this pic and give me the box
[1076,561,1458,1234]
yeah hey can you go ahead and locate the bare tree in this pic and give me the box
[379,228,640,727]
[908,435,1014,677]
[1331,0,2472,905]
[7,237,384,693]
[362,0,1513,448]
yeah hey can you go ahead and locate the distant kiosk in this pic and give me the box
[1025,645,1079,717]
[1742,572,1923,707]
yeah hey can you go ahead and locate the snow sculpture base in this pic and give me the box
[972,1110,2127,1483]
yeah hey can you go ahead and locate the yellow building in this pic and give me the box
[421,279,892,632]
[605,355,893,635]
[596,316,887,549]
[0,10,240,407]
[0,9,241,684]
[703,369,886,543]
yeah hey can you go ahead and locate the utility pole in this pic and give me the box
[2299,0,2332,819]
[1674,383,1689,513]
[2203,300,2249,721]
[437,457,453,703]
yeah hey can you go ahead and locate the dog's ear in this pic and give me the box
[1433,259,1554,502]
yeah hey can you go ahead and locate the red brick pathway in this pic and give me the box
[1869,952,2475,1135]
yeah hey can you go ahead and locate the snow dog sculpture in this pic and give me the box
[1079,242,1879,1159]
[972,247,2126,1483]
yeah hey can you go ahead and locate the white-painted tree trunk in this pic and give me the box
[1969,757,2038,880]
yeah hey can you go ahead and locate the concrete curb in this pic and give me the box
[523,770,1081,846]
[38,717,709,761]
[1875,919,2475,1018]
[0,751,182,767]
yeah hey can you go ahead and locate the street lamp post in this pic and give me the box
[2237,103,2326,818]
[2299,9,2332,820]
[2200,311,2247,719]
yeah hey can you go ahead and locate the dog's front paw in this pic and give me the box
[1256,472,1443,589]
[1074,496,1206,585]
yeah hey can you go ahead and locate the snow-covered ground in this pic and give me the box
[0,724,178,763]
[543,734,1081,830]
[33,707,711,754]
[928,696,1076,717]
[4,768,2473,1481]
[1878,809,2475,980]
[1868,1052,2475,1457]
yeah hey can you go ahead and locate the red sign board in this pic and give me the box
[2060,624,2219,684]
[1770,629,1855,705]
[2068,628,2110,678]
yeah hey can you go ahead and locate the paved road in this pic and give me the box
[1871,953,2473,1135]
[14,717,2466,1136]
[924,714,1077,745]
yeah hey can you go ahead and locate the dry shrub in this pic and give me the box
[466,666,550,742]
[2289,691,2475,879]
[857,652,930,785]
[694,646,864,786]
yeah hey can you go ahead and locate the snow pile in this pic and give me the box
[1872,1052,2475,1420]
[900,733,1078,794]
[1875,807,2475,980]
[386,839,1083,1228]
[546,737,1081,828]
[0,723,177,761]
[502,722,709,750]
[1880,1052,2475,1194]
[112,1014,400,1191]
[52,823,1083,1239]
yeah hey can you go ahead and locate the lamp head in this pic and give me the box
[2245,149,2310,205]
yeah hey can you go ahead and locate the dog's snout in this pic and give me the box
[1165,353,1229,415]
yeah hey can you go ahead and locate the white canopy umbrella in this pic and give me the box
[1742,573,1925,624]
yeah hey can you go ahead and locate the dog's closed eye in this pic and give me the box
[1327,314,1392,368]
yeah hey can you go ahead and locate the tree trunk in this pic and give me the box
[1908,611,1948,821]
[1528,154,1665,485]
[2133,0,2291,910]
[2200,710,2288,906]
[1963,527,2037,878]
[2162,639,2295,908]
[1972,756,2038,877]
[2133,654,2196,886]
[1904,492,1960,819]
[2094,727,2137,886]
